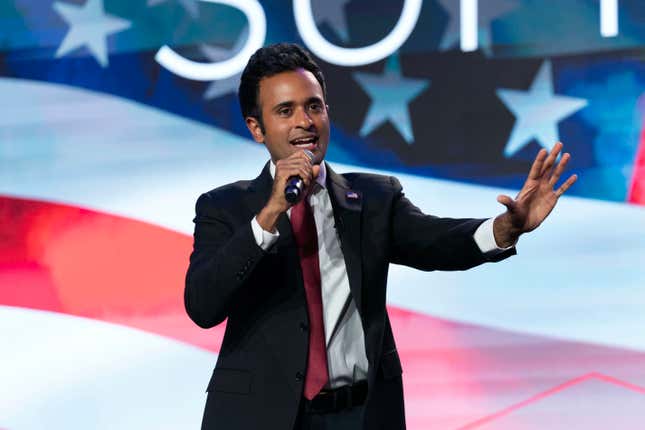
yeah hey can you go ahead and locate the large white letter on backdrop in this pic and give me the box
[155,0,266,81]
[293,0,423,66]
[460,0,478,52]
[600,0,619,37]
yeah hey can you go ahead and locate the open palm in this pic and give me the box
[495,142,577,244]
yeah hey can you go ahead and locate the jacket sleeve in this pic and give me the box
[184,192,266,328]
[387,176,515,271]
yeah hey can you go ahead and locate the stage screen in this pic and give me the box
[1,0,644,428]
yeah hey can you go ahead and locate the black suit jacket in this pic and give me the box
[185,162,514,430]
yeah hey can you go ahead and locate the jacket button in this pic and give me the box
[295,371,304,382]
[299,322,308,332]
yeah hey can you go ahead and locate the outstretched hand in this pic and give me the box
[493,142,577,248]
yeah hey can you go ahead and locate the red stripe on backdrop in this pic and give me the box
[0,195,225,352]
[627,107,645,204]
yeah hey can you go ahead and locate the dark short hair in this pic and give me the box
[238,43,327,121]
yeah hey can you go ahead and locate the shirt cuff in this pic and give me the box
[251,216,280,251]
[473,218,515,255]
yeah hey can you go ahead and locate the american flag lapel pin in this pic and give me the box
[346,190,359,200]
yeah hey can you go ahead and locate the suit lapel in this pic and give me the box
[326,163,364,312]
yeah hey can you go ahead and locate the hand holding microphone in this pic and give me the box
[256,150,319,233]
[285,149,314,203]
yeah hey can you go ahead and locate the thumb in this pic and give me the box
[497,194,516,211]
[312,165,321,179]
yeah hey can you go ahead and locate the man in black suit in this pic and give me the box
[185,43,576,430]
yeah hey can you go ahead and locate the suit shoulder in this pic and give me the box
[194,179,253,211]
[203,179,253,199]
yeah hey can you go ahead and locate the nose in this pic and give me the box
[295,107,314,128]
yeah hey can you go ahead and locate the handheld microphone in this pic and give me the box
[285,150,315,203]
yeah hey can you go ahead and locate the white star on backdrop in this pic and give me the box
[496,61,588,157]
[201,26,248,100]
[353,55,430,144]
[312,0,352,42]
[147,0,199,19]
[53,0,131,67]
[437,0,518,55]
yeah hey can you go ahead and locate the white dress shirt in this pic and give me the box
[251,161,508,388]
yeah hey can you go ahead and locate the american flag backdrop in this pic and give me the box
[1,0,645,428]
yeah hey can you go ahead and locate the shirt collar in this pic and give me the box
[269,159,327,191]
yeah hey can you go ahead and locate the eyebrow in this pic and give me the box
[271,97,324,112]
[271,101,294,112]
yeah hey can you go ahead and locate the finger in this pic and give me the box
[298,166,312,186]
[528,148,548,180]
[275,162,309,184]
[548,152,570,187]
[312,165,321,179]
[555,174,577,197]
[291,149,314,164]
[274,160,296,178]
[277,156,312,171]
[497,194,516,212]
[540,142,563,176]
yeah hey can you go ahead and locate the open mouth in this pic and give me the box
[290,135,319,149]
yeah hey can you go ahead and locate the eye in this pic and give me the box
[277,107,292,116]
[308,102,323,113]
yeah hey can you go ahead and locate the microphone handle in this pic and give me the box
[284,150,315,204]
[285,177,304,203]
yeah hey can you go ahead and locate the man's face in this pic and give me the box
[246,68,329,163]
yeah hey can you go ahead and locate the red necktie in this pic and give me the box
[290,196,329,400]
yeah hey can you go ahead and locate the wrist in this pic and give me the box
[493,213,521,248]
[257,203,283,233]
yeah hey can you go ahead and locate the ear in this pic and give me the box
[245,116,265,143]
